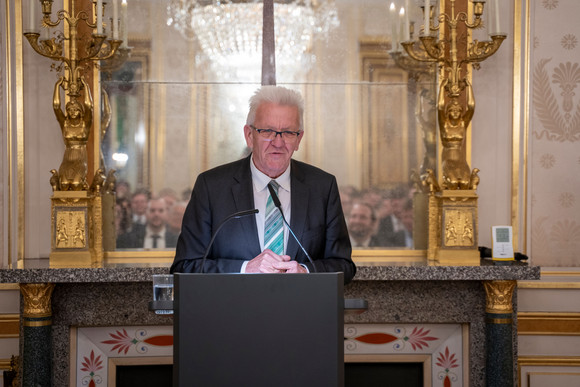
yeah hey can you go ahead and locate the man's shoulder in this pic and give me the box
[291,159,335,181]
[199,157,249,180]
[197,157,251,184]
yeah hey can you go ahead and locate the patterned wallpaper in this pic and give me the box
[530,0,580,266]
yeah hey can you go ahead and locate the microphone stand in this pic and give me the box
[200,209,259,273]
[267,182,317,272]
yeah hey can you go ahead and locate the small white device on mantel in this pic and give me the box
[491,226,514,260]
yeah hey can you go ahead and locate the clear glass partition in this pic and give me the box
[100,0,437,254]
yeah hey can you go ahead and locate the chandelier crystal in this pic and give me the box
[166,0,339,81]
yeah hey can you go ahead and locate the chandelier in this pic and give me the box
[166,0,339,81]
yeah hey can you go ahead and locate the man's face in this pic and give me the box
[401,208,413,232]
[244,102,303,178]
[348,203,375,240]
[146,199,167,230]
[391,198,405,218]
[131,193,148,215]
[167,204,186,232]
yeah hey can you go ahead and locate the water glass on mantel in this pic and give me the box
[152,274,174,315]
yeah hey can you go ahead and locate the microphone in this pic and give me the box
[200,209,259,273]
[267,182,317,272]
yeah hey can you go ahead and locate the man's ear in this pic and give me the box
[294,131,304,151]
[243,125,254,149]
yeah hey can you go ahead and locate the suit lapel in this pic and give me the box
[232,155,261,256]
[288,160,309,260]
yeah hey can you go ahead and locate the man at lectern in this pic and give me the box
[170,86,356,283]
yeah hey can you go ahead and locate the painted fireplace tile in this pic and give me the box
[76,326,173,387]
[345,323,464,387]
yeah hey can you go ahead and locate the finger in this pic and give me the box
[273,261,299,272]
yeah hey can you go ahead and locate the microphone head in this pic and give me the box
[233,209,259,218]
[267,183,282,208]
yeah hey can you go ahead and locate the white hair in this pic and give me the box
[245,86,305,131]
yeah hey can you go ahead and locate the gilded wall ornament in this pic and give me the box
[483,280,516,314]
[20,283,56,318]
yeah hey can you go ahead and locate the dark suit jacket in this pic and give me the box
[117,224,179,249]
[170,155,356,283]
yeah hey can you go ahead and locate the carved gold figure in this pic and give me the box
[437,78,475,190]
[56,218,69,247]
[53,76,93,191]
[73,218,86,246]
[54,210,87,249]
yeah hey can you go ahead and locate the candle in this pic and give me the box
[399,7,405,47]
[390,2,397,50]
[404,0,410,41]
[113,0,119,39]
[121,0,128,47]
[424,0,430,36]
[494,0,501,34]
[97,0,103,34]
[484,0,489,38]
[401,7,410,42]
[28,0,36,32]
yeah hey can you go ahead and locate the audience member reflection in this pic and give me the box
[117,197,178,249]
[340,183,415,248]
[167,201,187,235]
[347,202,381,248]
[130,189,150,226]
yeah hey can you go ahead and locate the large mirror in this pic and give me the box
[100,0,437,256]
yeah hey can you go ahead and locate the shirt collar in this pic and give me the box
[249,156,291,193]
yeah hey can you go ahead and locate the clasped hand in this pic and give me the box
[245,249,307,274]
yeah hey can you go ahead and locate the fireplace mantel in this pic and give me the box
[0,261,540,386]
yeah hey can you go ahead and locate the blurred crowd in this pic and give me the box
[114,181,192,249]
[340,184,415,248]
[113,180,416,250]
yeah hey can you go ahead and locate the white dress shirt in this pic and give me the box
[144,226,166,249]
[240,158,292,273]
[249,159,291,252]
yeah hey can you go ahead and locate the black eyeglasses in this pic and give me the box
[250,125,302,141]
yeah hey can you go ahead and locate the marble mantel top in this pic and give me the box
[0,261,540,284]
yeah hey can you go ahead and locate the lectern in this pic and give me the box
[174,272,344,387]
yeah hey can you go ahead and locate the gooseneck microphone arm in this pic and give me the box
[267,182,317,272]
[200,209,259,273]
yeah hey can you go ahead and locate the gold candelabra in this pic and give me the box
[24,0,122,191]
[399,0,505,190]
[392,0,506,263]
[24,0,124,267]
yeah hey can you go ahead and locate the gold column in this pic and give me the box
[483,280,517,386]
[20,283,56,385]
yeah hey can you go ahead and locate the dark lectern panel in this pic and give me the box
[174,273,344,387]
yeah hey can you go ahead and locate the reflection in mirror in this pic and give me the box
[100,0,437,252]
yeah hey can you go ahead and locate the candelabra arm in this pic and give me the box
[467,34,507,64]
[92,39,123,61]
[391,51,437,79]
[23,32,64,61]
[42,12,64,28]
[401,41,438,63]
[458,11,483,30]
[419,36,445,62]
[83,34,108,60]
